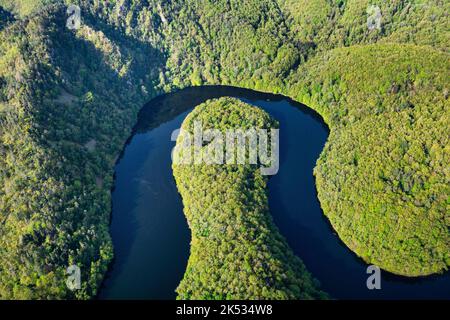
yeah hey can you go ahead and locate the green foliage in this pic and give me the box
[286,43,450,276]
[0,0,57,17]
[173,98,326,299]
[0,3,163,299]
[0,0,448,299]
[279,0,449,51]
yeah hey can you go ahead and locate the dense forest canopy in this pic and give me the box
[287,44,449,275]
[172,97,326,299]
[0,0,448,299]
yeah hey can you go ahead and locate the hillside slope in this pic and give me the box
[173,98,326,299]
[0,0,448,298]
[287,44,449,275]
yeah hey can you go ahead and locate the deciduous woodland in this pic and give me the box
[0,0,448,299]
[173,98,325,299]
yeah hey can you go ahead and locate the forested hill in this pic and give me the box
[279,0,449,52]
[0,0,448,299]
[173,98,326,299]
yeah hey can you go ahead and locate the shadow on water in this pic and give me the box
[99,86,450,300]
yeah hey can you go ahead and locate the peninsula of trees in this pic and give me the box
[172,98,326,299]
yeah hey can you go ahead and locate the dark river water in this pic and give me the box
[99,86,450,300]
